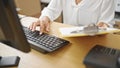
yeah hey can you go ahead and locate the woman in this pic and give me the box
[29,0,115,34]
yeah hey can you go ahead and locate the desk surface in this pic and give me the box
[1,17,120,68]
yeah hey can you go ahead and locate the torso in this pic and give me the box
[63,0,103,26]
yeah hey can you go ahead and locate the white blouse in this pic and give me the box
[40,0,115,26]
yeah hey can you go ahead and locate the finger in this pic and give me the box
[31,22,38,31]
[29,20,39,30]
[32,20,41,31]
[39,20,45,34]
[45,21,50,32]
[29,22,35,30]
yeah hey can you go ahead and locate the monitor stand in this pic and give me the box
[0,56,20,67]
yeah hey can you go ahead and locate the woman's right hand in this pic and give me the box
[29,16,51,34]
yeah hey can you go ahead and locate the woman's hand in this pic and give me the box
[96,22,109,30]
[29,16,51,34]
[96,22,108,28]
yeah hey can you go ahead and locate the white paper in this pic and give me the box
[59,27,84,35]
[59,27,120,37]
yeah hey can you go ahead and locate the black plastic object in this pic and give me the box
[0,56,20,67]
[83,45,120,68]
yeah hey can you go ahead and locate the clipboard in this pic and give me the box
[59,26,120,37]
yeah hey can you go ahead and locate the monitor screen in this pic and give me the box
[0,0,31,67]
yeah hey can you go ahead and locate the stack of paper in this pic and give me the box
[59,27,120,37]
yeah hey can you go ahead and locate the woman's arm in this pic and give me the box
[97,0,115,27]
[39,0,63,21]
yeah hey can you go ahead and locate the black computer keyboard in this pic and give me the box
[23,26,70,53]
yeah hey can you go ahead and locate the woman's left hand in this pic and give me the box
[96,22,108,28]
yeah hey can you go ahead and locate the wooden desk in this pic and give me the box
[1,20,120,68]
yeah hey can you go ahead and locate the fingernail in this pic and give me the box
[39,32,42,35]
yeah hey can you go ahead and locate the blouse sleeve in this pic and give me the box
[98,0,115,27]
[39,0,63,21]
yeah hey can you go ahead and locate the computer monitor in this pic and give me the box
[0,0,31,67]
